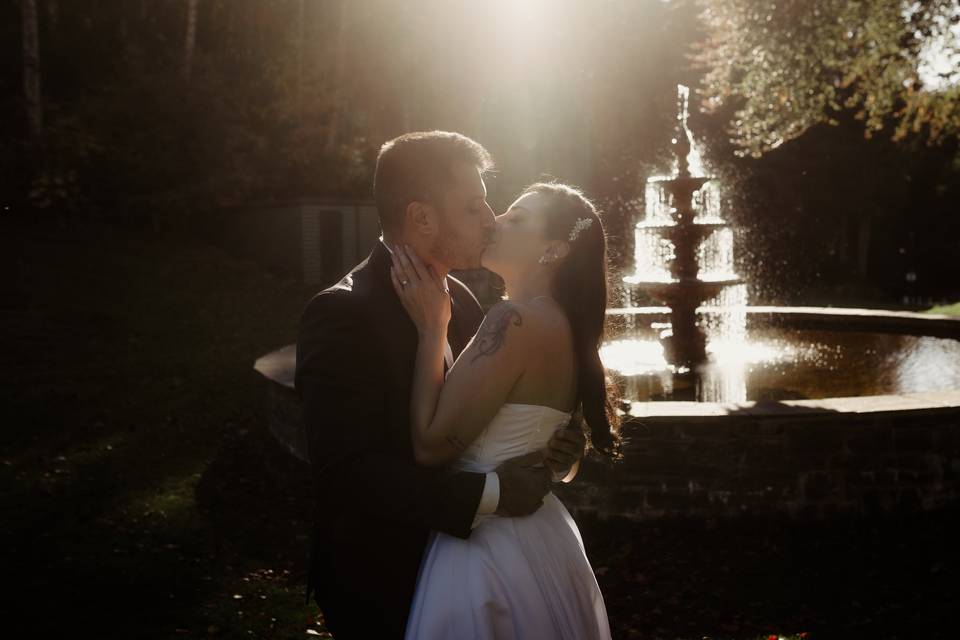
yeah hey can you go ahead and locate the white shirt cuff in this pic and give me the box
[471,471,500,529]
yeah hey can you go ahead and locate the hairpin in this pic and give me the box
[568,217,594,242]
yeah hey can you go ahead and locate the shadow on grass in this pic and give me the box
[1,218,321,638]
[578,506,960,640]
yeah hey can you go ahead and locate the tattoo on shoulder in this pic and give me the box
[471,303,522,363]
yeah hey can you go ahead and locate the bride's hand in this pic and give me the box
[389,244,451,336]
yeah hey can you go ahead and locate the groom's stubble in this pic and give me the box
[431,211,486,272]
[427,162,495,272]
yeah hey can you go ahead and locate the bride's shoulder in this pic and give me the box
[529,297,571,326]
[480,299,561,340]
[481,299,528,329]
[471,300,569,362]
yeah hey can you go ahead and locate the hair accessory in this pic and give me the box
[568,217,594,242]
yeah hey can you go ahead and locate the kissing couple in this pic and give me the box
[295,130,620,639]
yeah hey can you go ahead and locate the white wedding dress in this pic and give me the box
[404,403,612,640]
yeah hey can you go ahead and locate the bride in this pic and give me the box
[389,181,619,639]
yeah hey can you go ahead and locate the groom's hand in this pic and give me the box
[494,452,550,517]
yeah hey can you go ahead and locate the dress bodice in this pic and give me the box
[451,403,572,474]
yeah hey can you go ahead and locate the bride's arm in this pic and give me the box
[413,301,528,466]
[408,326,447,460]
[391,246,529,466]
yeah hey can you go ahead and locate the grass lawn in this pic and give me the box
[3,216,958,639]
[927,301,960,316]
[2,217,322,638]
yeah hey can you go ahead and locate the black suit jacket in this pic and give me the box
[294,242,487,639]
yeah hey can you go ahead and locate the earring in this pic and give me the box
[538,255,550,265]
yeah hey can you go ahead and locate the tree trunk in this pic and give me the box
[857,215,872,278]
[21,0,43,143]
[45,0,57,33]
[324,0,348,153]
[296,0,305,122]
[183,0,199,81]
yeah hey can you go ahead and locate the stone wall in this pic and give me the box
[556,395,960,521]
[254,335,960,522]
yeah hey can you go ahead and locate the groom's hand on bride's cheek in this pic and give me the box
[544,425,586,477]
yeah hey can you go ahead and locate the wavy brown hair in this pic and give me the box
[522,182,621,458]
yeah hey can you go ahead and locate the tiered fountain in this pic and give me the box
[608,85,751,403]
[624,85,742,372]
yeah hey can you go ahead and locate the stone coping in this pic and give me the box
[628,389,960,420]
[609,305,960,338]
[609,305,958,320]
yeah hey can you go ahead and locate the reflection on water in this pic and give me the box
[892,336,960,393]
[601,328,960,403]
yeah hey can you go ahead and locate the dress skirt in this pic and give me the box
[404,492,611,640]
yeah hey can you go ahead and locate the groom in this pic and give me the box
[295,131,586,638]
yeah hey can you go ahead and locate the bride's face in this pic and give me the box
[481,192,552,276]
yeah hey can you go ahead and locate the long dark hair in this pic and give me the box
[522,182,621,458]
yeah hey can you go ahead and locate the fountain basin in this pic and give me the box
[254,307,960,520]
[621,278,742,306]
[634,220,729,244]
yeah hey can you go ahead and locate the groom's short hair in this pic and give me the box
[374,131,494,235]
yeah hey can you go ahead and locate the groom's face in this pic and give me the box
[430,162,496,271]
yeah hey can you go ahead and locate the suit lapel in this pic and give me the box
[448,275,486,360]
[351,244,418,448]
[448,293,472,359]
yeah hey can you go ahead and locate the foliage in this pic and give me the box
[4,1,958,301]
[3,0,706,219]
[696,0,960,156]
[3,0,378,217]
[27,105,104,211]
[927,301,960,315]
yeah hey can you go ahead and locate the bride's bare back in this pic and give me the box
[497,297,577,413]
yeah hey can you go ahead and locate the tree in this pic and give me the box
[45,0,57,34]
[20,0,43,142]
[183,0,199,81]
[695,0,960,156]
[324,0,349,154]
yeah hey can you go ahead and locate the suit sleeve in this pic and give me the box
[295,291,485,539]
